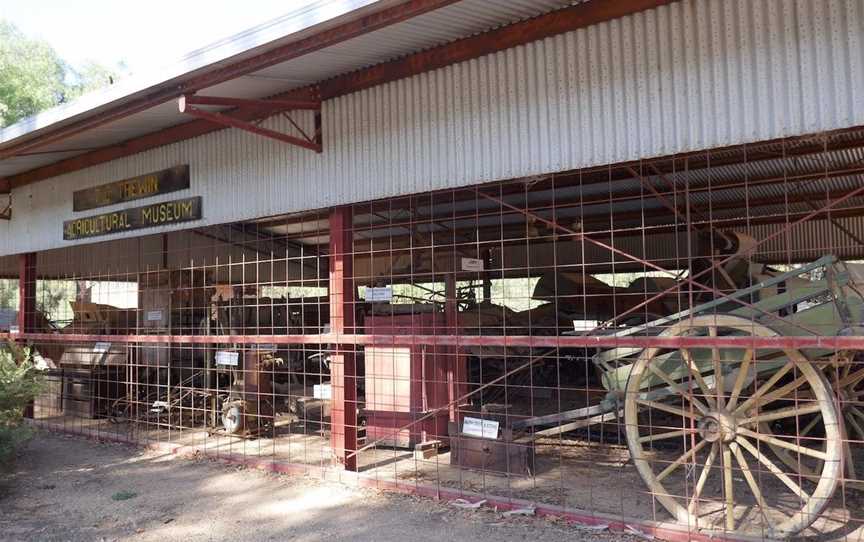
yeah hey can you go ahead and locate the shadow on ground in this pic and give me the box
[0,431,634,542]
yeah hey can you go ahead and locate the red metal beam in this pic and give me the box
[6,0,674,188]
[179,100,322,153]
[181,94,321,111]
[9,331,864,350]
[329,206,358,471]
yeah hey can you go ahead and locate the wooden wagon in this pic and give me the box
[530,255,863,538]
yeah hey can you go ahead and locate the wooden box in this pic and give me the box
[363,311,465,448]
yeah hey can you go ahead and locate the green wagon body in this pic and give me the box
[596,255,864,393]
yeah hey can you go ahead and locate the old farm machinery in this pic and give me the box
[518,254,863,538]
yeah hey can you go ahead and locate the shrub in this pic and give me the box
[0,342,43,465]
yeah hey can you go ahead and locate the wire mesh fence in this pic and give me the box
[6,128,864,539]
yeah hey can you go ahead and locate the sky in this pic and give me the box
[0,0,319,75]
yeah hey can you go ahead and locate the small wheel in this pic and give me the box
[624,315,842,538]
[108,398,131,424]
[222,401,244,434]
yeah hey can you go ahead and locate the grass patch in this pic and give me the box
[111,490,137,501]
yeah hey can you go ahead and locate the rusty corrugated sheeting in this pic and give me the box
[2,0,863,255]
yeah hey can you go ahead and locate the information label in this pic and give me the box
[461,257,485,272]
[365,286,393,302]
[462,416,500,439]
[146,310,164,322]
[215,350,240,366]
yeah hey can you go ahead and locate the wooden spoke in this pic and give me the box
[850,406,864,423]
[737,374,808,416]
[639,428,691,444]
[726,348,753,411]
[738,426,828,460]
[656,439,709,482]
[681,347,717,408]
[844,438,858,481]
[688,442,718,515]
[798,414,823,439]
[735,361,794,415]
[709,326,725,409]
[845,410,864,441]
[841,361,852,381]
[839,367,864,389]
[736,436,811,501]
[635,399,700,420]
[647,364,710,414]
[722,446,735,531]
[730,442,769,522]
[739,402,823,426]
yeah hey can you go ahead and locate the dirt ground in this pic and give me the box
[0,431,638,542]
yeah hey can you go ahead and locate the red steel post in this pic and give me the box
[18,252,36,418]
[329,206,357,471]
[17,253,36,334]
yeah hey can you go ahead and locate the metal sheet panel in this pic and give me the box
[2,0,864,256]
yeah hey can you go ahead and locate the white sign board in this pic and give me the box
[93,342,111,353]
[462,416,500,439]
[365,286,393,302]
[313,384,332,400]
[215,350,239,366]
[146,309,164,321]
[9,325,19,334]
[461,257,484,272]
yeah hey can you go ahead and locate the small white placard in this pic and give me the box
[93,342,111,353]
[146,309,164,321]
[461,257,485,272]
[9,325,19,334]
[215,350,239,366]
[257,344,276,352]
[365,286,393,302]
[462,416,500,439]
[313,384,332,400]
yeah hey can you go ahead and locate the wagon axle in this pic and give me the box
[698,411,738,444]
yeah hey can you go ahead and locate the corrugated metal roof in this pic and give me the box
[0,0,579,178]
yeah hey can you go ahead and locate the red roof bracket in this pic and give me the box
[178,95,323,153]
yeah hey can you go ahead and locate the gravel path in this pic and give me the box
[0,431,637,542]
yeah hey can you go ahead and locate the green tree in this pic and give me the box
[66,60,125,100]
[0,19,122,128]
[0,342,43,466]
[0,20,66,127]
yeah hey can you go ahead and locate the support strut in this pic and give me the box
[178,95,322,153]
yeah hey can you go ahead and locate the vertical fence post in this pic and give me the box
[17,252,37,335]
[329,206,357,471]
[18,252,37,419]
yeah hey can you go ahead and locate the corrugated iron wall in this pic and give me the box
[3,0,864,256]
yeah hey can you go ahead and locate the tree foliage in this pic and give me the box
[0,19,121,128]
[0,20,66,127]
[0,342,43,465]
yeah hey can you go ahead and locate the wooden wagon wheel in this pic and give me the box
[624,315,843,538]
[760,352,864,490]
[834,354,864,443]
